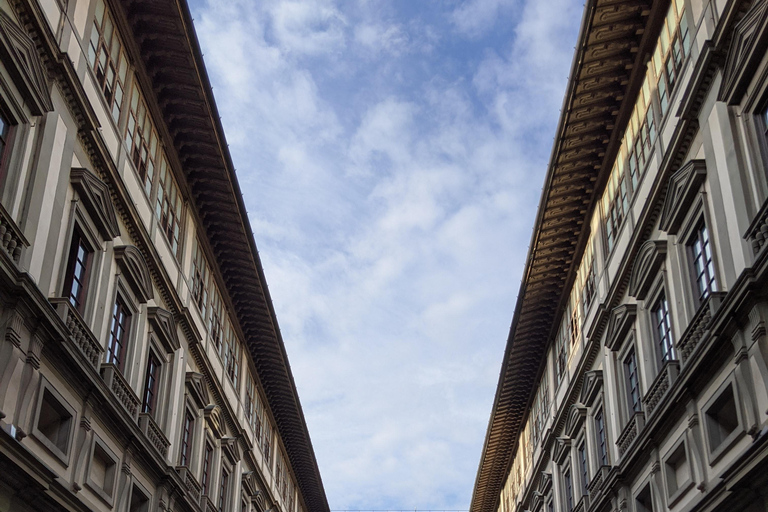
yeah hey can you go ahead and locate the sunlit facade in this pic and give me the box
[0,1,328,512]
[472,1,768,512]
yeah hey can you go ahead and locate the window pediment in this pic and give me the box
[659,160,707,234]
[71,168,120,241]
[204,404,224,438]
[0,9,52,115]
[221,436,241,464]
[719,1,768,104]
[565,404,588,438]
[147,307,179,353]
[629,240,667,300]
[185,372,209,409]
[114,245,153,303]
[605,305,637,351]
[553,437,571,464]
[579,370,603,406]
[537,471,552,495]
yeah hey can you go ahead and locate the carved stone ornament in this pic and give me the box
[659,160,707,234]
[241,471,259,497]
[147,307,179,352]
[537,472,552,495]
[252,490,266,512]
[221,436,241,463]
[114,245,153,303]
[71,168,120,240]
[719,1,768,104]
[552,437,572,465]
[628,240,667,300]
[579,370,603,406]
[0,9,52,114]
[565,404,588,438]
[185,372,209,409]
[605,304,637,351]
[204,404,224,439]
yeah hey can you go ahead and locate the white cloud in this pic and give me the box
[191,0,582,508]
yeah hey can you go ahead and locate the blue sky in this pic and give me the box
[188,0,582,509]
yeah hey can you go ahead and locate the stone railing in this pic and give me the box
[747,198,768,254]
[617,411,645,457]
[176,466,202,505]
[50,298,103,369]
[587,465,611,498]
[0,202,28,264]
[677,292,724,365]
[139,412,170,459]
[100,363,139,420]
[201,495,217,512]
[642,360,680,418]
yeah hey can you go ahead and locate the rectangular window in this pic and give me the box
[556,329,568,384]
[219,468,230,512]
[223,326,241,387]
[689,222,717,303]
[87,0,127,123]
[578,442,589,495]
[653,292,676,363]
[0,109,13,180]
[155,159,183,257]
[141,351,161,415]
[208,285,224,349]
[595,409,608,466]
[191,240,210,317]
[624,348,641,413]
[246,375,262,439]
[563,466,573,512]
[124,84,159,196]
[106,297,131,370]
[64,228,93,314]
[179,411,194,466]
[263,422,272,468]
[201,443,213,495]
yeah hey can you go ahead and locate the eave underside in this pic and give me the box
[119,2,329,512]
[470,1,669,512]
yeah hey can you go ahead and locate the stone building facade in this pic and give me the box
[471,1,768,512]
[0,1,329,512]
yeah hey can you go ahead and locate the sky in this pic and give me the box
[187,0,582,509]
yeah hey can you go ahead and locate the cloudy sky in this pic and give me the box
[188,0,581,509]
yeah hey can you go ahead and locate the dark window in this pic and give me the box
[689,222,717,303]
[36,389,73,453]
[87,0,127,122]
[141,351,160,414]
[556,331,568,383]
[201,443,213,495]
[653,292,676,363]
[106,297,131,370]
[155,162,183,257]
[636,484,654,512]
[124,84,158,195]
[624,348,642,413]
[191,240,209,316]
[595,409,608,465]
[578,442,589,495]
[0,110,13,181]
[63,228,93,314]
[179,411,194,466]
[547,497,554,512]
[218,468,229,512]
[129,485,149,512]
[563,467,574,512]
[705,383,739,452]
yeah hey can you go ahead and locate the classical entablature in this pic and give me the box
[116,2,329,510]
[469,2,670,512]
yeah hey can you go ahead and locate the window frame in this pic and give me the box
[201,439,214,496]
[621,341,643,417]
[686,219,718,305]
[702,375,746,465]
[63,224,95,316]
[86,0,129,124]
[662,435,694,506]
[105,293,132,372]
[140,347,162,416]
[561,463,574,512]
[179,407,195,467]
[649,286,676,368]
[85,434,120,506]
[593,406,609,467]
[31,376,77,465]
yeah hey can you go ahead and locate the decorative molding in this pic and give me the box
[185,372,209,409]
[252,490,266,512]
[204,404,224,439]
[0,9,52,114]
[605,305,637,351]
[659,160,707,234]
[553,437,572,465]
[719,1,768,104]
[565,404,588,438]
[628,240,667,300]
[221,436,241,463]
[579,370,603,406]
[114,245,153,303]
[147,307,180,353]
[537,472,552,495]
[70,168,120,240]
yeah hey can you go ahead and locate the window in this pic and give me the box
[191,240,210,317]
[624,348,642,413]
[208,285,224,349]
[556,329,568,384]
[128,485,149,512]
[87,437,118,504]
[263,421,272,468]
[87,0,127,122]
[582,264,595,312]
[201,443,213,495]
[106,296,131,370]
[688,222,717,303]
[140,351,161,415]
[636,484,654,512]
[125,84,159,195]
[179,411,194,466]
[34,387,73,460]
[763,106,768,146]
[664,441,691,499]
[563,466,574,512]
[63,228,93,314]
[0,110,13,180]
[246,375,263,439]
[704,383,739,454]
[222,327,241,387]
[578,441,589,495]
[218,468,230,512]
[595,409,608,466]
[155,159,183,257]
[652,292,675,363]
